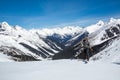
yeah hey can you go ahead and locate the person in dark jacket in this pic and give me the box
[82,37,93,61]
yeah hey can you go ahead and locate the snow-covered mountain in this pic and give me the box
[89,18,120,46]
[91,36,120,63]
[0,22,83,61]
[53,18,120,63]
[0,18,120,62]
[85,20,104,34]
[90,18,120,63]
[0,18,120,80]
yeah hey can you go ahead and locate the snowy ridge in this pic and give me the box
[52,18,120,63]
[0,22,83,61]
[89,18,120,46]
[30,26,83,36]
[0,18,120,80]
[0,18,120,62]
[87,18,120,63]
[30,26,83,45]
[65,29,88,46]
[86,20,104,33]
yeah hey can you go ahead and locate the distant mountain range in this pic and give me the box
[0,18,120,63]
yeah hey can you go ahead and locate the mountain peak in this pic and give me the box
[1,22,9,27]
[97,20,104,26]
[14,25,24,31]
[86,20,104,33]
[0,21,12,30]
[110,18,117,22]
[108,18,120,25]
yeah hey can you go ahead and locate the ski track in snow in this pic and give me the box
[0,60,120,80]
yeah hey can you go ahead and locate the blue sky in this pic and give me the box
[0,0,120,29]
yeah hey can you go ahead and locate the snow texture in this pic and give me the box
[0,53,13,62]
[0,60,120,80]
[86,20,104,33]
[91,37,120,63]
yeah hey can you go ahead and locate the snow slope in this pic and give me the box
[0,60,120,80]
[0,18,120,62]
[86,18,120,63]
[91,37,120,63]
[88,18,120,46]
[52,18,120,61]
[86,20,104,33]
[0,22,83,61]
[0,18,120,80]
[0,53,13,62]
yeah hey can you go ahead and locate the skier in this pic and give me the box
[82,37,93,61]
